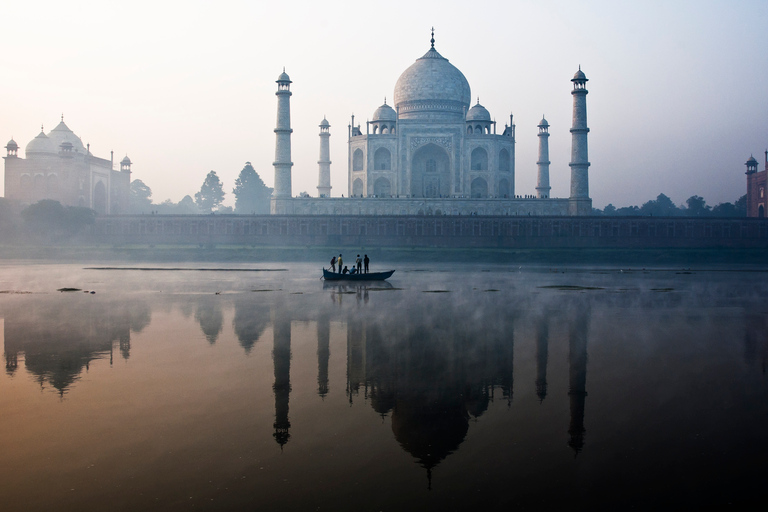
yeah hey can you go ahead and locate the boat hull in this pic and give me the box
[322,269,395,281]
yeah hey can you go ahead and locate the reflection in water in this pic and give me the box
[317,315,330,398]
[342,294,519,485]
[567,303,589,454]
[535,315,549,403]
[233,299,269,354]
[2,296,150,396]
[272,311,291,448]
[195,296,223,344]
[3,266,768,508]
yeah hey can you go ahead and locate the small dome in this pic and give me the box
[372,102,396,122]
[277,69,291,82]
[746,155,758,164]
[319,117,330,127]
[572,68,588,81]
[25,130,57,156]
[5,138,18,149]
[121,155,132,165]
[538,116,549,127]
[48,120,85,153]
[466,101,491,122]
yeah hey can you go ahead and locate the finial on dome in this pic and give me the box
[40,124,44,132]
[384,97,387,105]
[430,27,435,48]
[477,97,480,105]
[61,113,64,122]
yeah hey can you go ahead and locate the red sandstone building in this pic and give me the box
[746,152,768,217]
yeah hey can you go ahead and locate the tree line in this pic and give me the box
[593,193,747,217]
[130,162,273,215]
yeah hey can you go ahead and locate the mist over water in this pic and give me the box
[1,262,767,510]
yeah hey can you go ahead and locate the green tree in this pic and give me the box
[233,162,273,214]
[21,200,96,239]
[130,179,153,213]
[734,194,747,216]
[195,171,225,213]
[685,195,711,217]
[640,193,682,217]
[177,195,199,214]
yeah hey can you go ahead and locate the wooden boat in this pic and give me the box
[323,268,395,281]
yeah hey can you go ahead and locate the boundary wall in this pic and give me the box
[90,215,768,249]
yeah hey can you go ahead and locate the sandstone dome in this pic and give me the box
[25,130,57,156]
[394,46,471,120]
[48,120,85,153]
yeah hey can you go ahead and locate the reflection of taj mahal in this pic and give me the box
[272,31,592,216]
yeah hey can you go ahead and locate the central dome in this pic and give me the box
[394,46,471,120]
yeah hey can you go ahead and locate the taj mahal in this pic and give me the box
[272,30,592,216]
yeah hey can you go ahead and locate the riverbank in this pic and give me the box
[1,243,767,267]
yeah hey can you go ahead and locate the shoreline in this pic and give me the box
[1,244,767,267]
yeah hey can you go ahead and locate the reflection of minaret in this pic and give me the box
[317,316,330,398]
[119,334,130,360]
[567,306,589,454]
[272,314,292,447]
[535,317,549,403]
[346,318,366,404]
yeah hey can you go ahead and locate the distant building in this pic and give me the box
[745,152,767,217]
[3,117,131,214]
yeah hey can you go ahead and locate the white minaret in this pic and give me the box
[569,67,591,215]
[273,69,293,200]
[317,116,332,197]
[536,116,551,199]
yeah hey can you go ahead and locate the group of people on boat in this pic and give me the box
[330,253,370,275]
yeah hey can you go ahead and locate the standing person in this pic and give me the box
[330,255,337,273]
[337,254,343,273]
[363,254,370,274]
[356,255,362,274]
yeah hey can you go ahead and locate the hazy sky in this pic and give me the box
[1,0,766,209]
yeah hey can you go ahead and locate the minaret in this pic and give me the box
[317,117,332,198]
[273,69,293,201]
[569,67,591,215]
[536,116,551,199]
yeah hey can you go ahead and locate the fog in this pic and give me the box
[1,0,766,210]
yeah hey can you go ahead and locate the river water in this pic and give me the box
[0,262,766,510]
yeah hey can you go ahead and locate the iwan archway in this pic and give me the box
[410,143,451,198]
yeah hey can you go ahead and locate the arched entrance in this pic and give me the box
[470,177,488,198]
[373,177,391,198]
[93,181,107,214]
[759,204,765,218]
[352,178,364,197]
[410,143,450,198]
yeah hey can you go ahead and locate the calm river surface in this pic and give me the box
[1,261,767,510]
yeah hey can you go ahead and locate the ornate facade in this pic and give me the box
[272,31,592,216]
[3,118,131,214]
